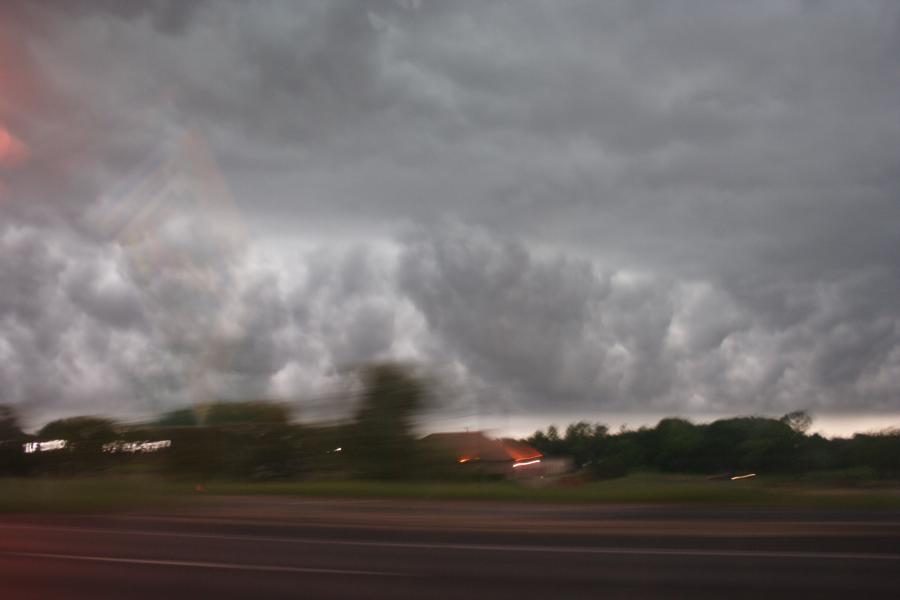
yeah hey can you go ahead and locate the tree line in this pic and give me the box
[526,412,900,479]
[0,363,432,481]
[2,366,899,481]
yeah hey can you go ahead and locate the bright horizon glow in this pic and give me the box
[417,412,900,441]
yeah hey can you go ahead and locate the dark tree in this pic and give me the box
[527,424,568,457]
[564,421,608,468]
[0,405,23,441]
[0,405,27,475]
[781,411,813,435]
[153,408,200,428]
[202,401,290,426]
[34,416,118,474]
[348,363,429,479]
[654,418,704,472]
[38,416,117,442]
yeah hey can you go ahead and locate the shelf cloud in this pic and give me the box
[1,1,898,429]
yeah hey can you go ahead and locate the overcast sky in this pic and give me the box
[1,0,898,434]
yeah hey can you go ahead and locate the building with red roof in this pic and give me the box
[420,431,544,477]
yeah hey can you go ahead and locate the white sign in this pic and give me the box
[23,440,67,454]
[102,440,172,454]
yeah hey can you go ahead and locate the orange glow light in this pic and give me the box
[0,124,28,168]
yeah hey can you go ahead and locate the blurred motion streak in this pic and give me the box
[102,440,172,454]
[23,440,67,454]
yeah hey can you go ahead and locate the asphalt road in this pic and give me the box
[1,498,899,599]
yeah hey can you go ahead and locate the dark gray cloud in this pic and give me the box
[395,221,900,417]
[1,0,898,430]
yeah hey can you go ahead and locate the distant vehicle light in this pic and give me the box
[512,459,541,468]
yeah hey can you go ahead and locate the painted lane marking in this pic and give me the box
[1,523,898,561]
[6,551,406,577]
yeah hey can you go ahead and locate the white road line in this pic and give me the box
[0,523,897,562]
[6,551,405,577]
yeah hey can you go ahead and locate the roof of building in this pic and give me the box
[421,431,542,463]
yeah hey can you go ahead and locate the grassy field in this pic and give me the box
[2,473,899,513]
[0,476,182,513]
[204,473,900,509]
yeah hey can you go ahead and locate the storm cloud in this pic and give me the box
[1,1,898,431]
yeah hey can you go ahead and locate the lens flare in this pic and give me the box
[0,124,28,168]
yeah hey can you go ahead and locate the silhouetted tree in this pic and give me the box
[38,416,117,442]
[0,405,23,441]
[202,401,290,426]
[158,402,296,480]
[35,416,118,474]
[781,410,813,435]
[527,424,570,457]
[654,418,704,472]
[153,408,200,428]
[564,421,608,468]
[348,363,429,479]
[0,405,27,475]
